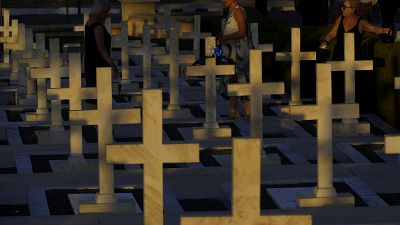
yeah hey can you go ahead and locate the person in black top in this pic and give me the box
[319,0,389,104]
[84,0,119,88]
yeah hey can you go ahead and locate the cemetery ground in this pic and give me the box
[0,3,400,225]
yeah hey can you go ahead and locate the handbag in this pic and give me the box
[378,26,396,43]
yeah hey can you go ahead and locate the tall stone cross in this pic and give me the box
[326,32,373,129]
[128,24,165,88]
[0,9,19,66]
[30,39,69,127]
[69,68,141,208]
[106,89,199,225]
[228,50,284,139]
[155,24,195,118]
[47,53,97,163]
[0,9,18,44]
[290,63,358,207]
[186,37,235,139]
[20,33,48,103]
[181,15,211,60]
[7,23,26,83]
[181,138,312,225]
[250,23,273,52]
[275,27,316,105]
[384,77,400,160]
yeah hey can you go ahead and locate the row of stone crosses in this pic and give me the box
[1,8,399,225]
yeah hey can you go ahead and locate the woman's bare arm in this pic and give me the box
[320,15,341,48]
[360,19,390,35]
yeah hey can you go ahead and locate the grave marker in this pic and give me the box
[181,15,211,60]
[186,37,235,139]
[228,50,284,139]
[29,39,69,128]
[107,89,199,225]
[289,63,358,207]
[69,68,141,213]
[128,24,165,88]
[155,24,195,118]
[181,138,312,225]
[275,27,316,105]
[384,76,400,160]
[47,53,97,163]
[327,33,373,135]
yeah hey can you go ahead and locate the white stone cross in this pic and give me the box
[7,23,26,83]
[31,39,69,128]
[250,23,273,52]
[186,37,235,139]
[326,32,373,127]
[228,50,284,139]
[289,63,358,207]
[47,53,97,163]
[275,27,316,105]
[0,9,19,67]
[181,138,312,225]
[128,24,165,88]
[20,33,48,105]
[155,24,195,118]
[384,76,400,158]
[181,15,211,60]
[0,9,18,44]
[69,68,141,207]
[107,89,199,225]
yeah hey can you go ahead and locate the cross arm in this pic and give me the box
[384,134,400,154]
[69,110,99,125]
[180,215,312,225]
[289,104,359,120]
[326,61,345,71]
[106,143,199,164]
[262,82,285,95]
[47,88,69,100]
[111,109,141,124]
[227,83,250,96]
[30,67,50,79]
[354,61,373,70]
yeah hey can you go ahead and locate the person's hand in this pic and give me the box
[319,40,329,50]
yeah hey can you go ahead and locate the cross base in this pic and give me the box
[36,129,69,145]
[25,111,48,122]
[332,121,370,136]
[163,107,193,119]
[297,193,354,208]
[79,200,135,214]
[192,126,231,140]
